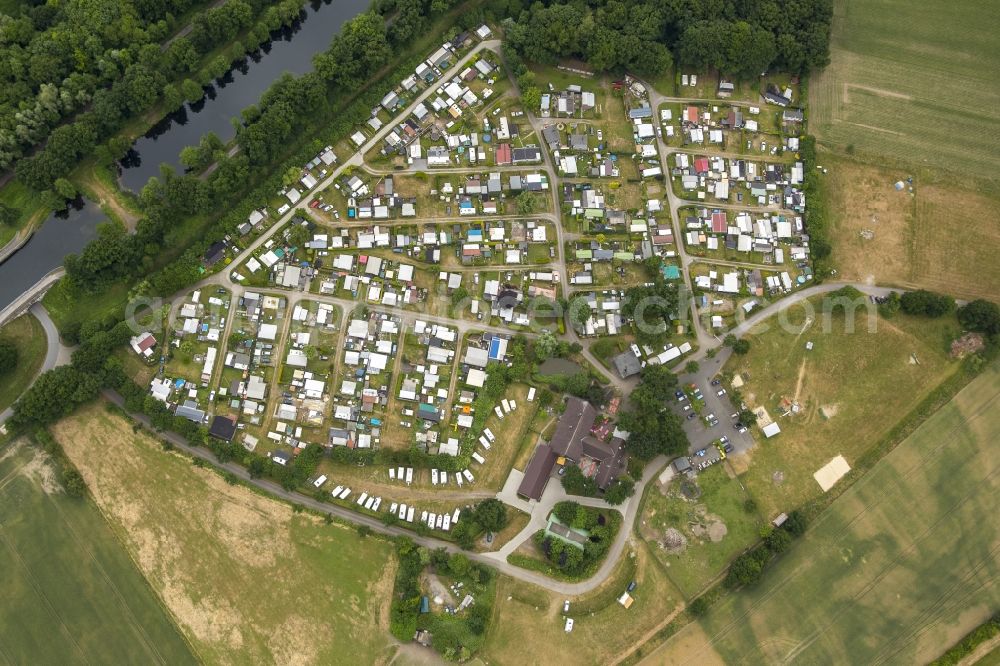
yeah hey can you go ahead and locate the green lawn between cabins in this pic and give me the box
[646,361,1000,665]
[0,440,196,665]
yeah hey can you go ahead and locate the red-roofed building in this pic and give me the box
[495,143,512,165]
[686,106,698,124]
[130,331,157,358]
[694,157,710,174]
[711,211,727,233]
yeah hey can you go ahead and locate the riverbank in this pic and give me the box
[118,0,371,191]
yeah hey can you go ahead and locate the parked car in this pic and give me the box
[711,379,721,386]
[686,412,697,420]
[717,388,727,396]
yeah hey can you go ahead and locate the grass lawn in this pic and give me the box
[0,440,195,665]
[476,383,539,489]
[643,361,1000,665]
[724,300,961,517]
[639,464,765,599]
[43,280,131,338]
[0,313,47,413]
[474,507,530,553]
[484,542,684,665]
[52,404,398,665]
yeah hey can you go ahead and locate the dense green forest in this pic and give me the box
[3,0,306,188]
[500,0,832,78]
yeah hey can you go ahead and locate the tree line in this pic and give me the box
[497,0,832,79]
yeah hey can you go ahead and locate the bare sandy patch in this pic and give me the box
[793,359,808,403]
[814,455,851,492]
[0,441,21,466]
[18,447,63,495]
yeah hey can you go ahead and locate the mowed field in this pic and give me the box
[52,405,398,665]
[641,361,1000,665]
[725,299,960,516]
[810,0,1000,299]
[810,0,1000,184]
[0,313,48,413]
[0,440,195,665]
[822,155,1000,300]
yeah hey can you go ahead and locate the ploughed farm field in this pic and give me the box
[52,404,399,665]
[0,439,196,665]
[641,361,1000,666]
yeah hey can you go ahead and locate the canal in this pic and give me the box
[118,0,371,192]
[0,200,103,313]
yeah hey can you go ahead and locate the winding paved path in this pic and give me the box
[0,303,71,424]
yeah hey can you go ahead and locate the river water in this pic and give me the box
[0,199,103,312]
[118,0,371,192]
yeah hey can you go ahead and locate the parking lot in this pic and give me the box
[672,351,755,461]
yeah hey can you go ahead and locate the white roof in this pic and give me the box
[439,438,460,456]
[466,368,486,387]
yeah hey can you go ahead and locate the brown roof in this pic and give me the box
[550,396,597,460]
[517,444,556,500]
[594,437,627,490]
